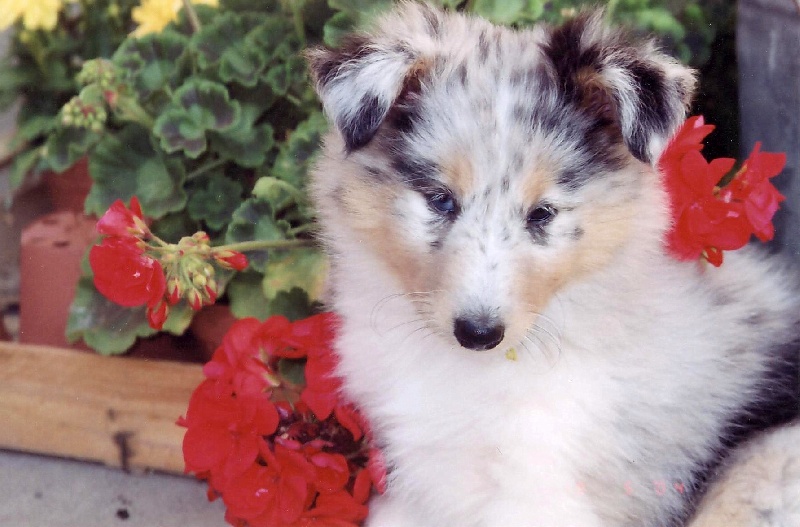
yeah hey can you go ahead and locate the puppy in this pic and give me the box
[307,3,800,526]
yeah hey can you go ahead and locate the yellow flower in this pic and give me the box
[131,0,218,37]
[0,0,63,31]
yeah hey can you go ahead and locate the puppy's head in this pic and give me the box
[309,4,695,353]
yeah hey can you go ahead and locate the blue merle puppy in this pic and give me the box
[306,3,800,526]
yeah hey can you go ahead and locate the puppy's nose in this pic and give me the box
[453,317,505,351]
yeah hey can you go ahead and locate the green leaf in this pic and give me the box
[470,0,527,25]
[112,29,190,100]
[268,288,314,321]
[42,126,101,173]
[217,123,274,166]
[220,45,269,88]
[150,211,198,242]
[67,277,194,355]
[187,176,244,231]
[252,176,305,205]
[269,111,327,188]
[324,0,393,45]
[209,121,275,168]
[322,11,358,47]
[161,302,195,335]
[227,271,272,320]
[153,79,242,158]
[224,196,291,267]
[228,272,314,322]
[66,276,156,355]
[85,124,187,218]
[192,13,264,66]
[262,248,327,302]
[328,0,393,15]
[277,358,306,386]
[8,148,43,194]
[15,115,56,143]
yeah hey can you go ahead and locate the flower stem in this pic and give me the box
[116,96,155,129]
[216,239,317,252]
[288,224,316,237]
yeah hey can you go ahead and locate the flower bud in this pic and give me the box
[147,300,169,330]
[192,231,211,244]
[204,283,218,305]
[213,250,248,271]
[187,289,204,311]
[167,276,182,305]
[192,273,207,288]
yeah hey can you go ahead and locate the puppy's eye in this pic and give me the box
[527,204,557,227]
[426,191,459,216]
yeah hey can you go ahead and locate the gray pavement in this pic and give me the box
[0,450,227,527]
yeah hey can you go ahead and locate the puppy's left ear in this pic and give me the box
[306,35,424,152]
[545,12,696,164]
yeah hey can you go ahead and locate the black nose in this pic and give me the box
[453,317,505,350]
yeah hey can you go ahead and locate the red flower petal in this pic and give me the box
[310,452,350,493]
[96,197,147,238]
[89,237,166,307]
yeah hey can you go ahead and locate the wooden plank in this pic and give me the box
[0,342,204,475]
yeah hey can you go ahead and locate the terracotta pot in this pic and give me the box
[42,157,92,213]
[18,211,97,350]
[189,304,238,361]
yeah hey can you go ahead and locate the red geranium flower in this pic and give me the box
[224,444,316,527]
[96,196,148,238]
[664,150,750,263]
[659,116,785,266]
[658,115,715,171]
[269,313,344,420]
[721,142,786,242]
[203,318,274,396]
[89,236,166,308]
[181,380,279,492]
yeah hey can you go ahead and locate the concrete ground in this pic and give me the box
[0,449,228,527]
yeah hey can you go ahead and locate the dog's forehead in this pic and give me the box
[392,38,605,197]
[385,22,617,183]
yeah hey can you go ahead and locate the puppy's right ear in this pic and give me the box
[306,36,422,151]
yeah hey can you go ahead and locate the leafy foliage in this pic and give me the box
[0,0,141,200]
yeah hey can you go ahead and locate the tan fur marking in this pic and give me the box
[440,150,475,197]
[338,173,434,294]
[520,164,556,207]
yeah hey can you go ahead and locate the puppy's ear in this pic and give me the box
[306,36,424,152]
[544,11,696,164]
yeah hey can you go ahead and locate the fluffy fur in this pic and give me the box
[688,422,800,527]
[307,4,800,526]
